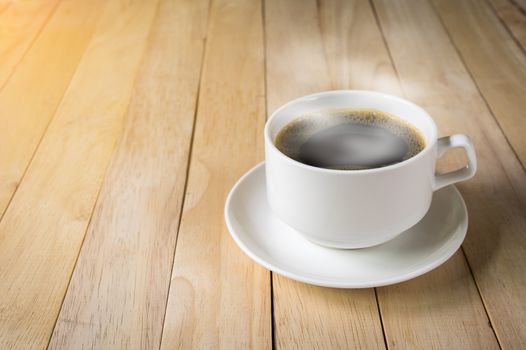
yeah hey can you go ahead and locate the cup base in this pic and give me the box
[224,162,468,288]
[300,234,399,250]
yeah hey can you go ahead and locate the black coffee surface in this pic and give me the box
[275,109,425,170]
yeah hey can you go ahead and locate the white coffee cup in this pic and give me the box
[265,90,477,249]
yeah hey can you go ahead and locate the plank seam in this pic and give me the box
[368,0,406,97]
[370,0,503,346]
[483,0,526,54]
[0,0,63,94]
[431,0,526,180]
[459,247,503,350]
[426,0,516,347]
[367,1,405,347]
[0,0,115,225]
[510,0,526,14]
[315,0,334,90]
[270,275,276,350]
[374,288,389,350]
[44,0,164,345]
[0,5,96,225]
[157,1,213,347]
[261,0,276,349]
[45,142,110,350]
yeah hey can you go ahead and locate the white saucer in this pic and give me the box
[225,162,468,288]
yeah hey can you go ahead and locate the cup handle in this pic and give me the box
[433,134,477,191]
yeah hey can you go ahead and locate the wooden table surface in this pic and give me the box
[1,0,525,348]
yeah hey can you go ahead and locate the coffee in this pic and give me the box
[274,109,425,170]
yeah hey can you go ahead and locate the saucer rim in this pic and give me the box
[224,162,468,288]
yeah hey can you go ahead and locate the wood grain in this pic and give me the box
[267,0,498,348]
[432,0,526,169]
[0,0,60,89]
[374,0,526,347]
[48,0,209,348]
[487,0,526,51]
[0,0,523,347]
[273,279,385,350]
[265,1,385,348]
[317,0,401,95]
[0,0,102,218]
[511,0,526,12]
[0,0,158,348]
[0,1,11,15]
[378,252,498,349]
[159,0,271,348]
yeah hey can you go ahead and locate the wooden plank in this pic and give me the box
[0,0,103,219]
[486,0,526,51]
[433,0,526,168]
[48,0,209,348]
[0,0,60,89]
[265,0,329,106]
[511,0,526,12]
[273,279,385,349]
[159,0,271,348]
[267,0,498,348]
[0,0,159,348]
[317,0,402,95]
[0,1,11,15]
[266,1,385,348]
[373,0,526,347]
[378,253,498,349]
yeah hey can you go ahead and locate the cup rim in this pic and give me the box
[264,90,438,175]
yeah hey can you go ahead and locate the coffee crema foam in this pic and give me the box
[274,109,426,170]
